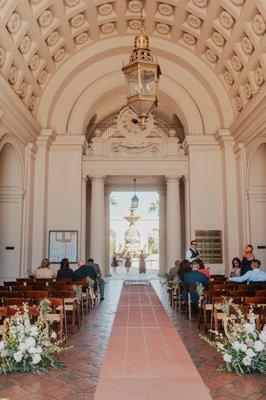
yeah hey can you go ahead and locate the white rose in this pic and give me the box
[246,349,256,358]
[50,331,57,339]
[32,353,41,364]
[223,353,232,363]
[245,338,254,348]
[14,351,23,363]
[28,346,36,354]
[35,346,42,354]
[244,323,255,334]
[18,343,26,352]
[259,331,266,343]
[232,341,241,351]
[254,340,264,352]
[43,340,51,347]
[25,337,36,349]
[243,356,252,366]
[0,341,5,351]
[239,343,248,352]
[30,326,38,337]
[0,349,8,357]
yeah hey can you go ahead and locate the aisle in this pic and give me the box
[94,284,212,400]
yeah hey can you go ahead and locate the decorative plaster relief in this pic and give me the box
[231,54,242,71]
[65,0,80,6]
[158,3,174,16]
[183,32,196,45]
[8,65,18,85]
[244,82,252,99]
[128,20,142,30]
[230,0,245,5]
[19,35,31,54]
[205,48,217,63]
[156,23,171,35]
[241,36,253,54]
[224,70,234,85]
[192,0,207,8]
[212,31,225,47]
[53,48,65,62]
[0,46,6,67]
[234,96,242,111]
[29,54,40,70]
[187,14,202,29]
[98,3,113,16]
[29,95,36,111]
[101,22,115,34]
[118,107,153,138]
[70,14,85,28]
[39,10,53,28]
[219,11,234,29]
[37,69,47,84]
[7,12,21,33]
[0,0,7,7]
[254,66,264,86]
[252,14,266,36]
[47,30,60,46]
[111,141,160,156]
[20,82,27,98]
[128,0,142,13]
[75,32,89,44]
[30,0,42,4]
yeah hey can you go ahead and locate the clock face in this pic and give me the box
[118,107,153,138]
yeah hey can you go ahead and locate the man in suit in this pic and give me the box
[73,259,97,280]
[89,258,105,301]
[183,260,208,314]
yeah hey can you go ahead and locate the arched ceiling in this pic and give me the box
[0,0,265,119]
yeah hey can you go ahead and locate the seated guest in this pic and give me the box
[73,258,97,280]
[198,259,211,281]
[183,260,209,308]
[168,260,181,279]
[91,259,105,301]
[230,259,266,283]
[241,244,255,275]
[57,258,74,279]
[230,257,242,277]
[34,258,55,279]
[177,259,192,282]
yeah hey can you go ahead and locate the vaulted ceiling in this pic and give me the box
[0,0,265,118]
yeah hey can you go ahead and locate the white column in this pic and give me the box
[166,176,181,269]
[234,143,248,245]
[32,129,54,268]
[90,175,105,275]
[80,176,88,262]
[159,188,167,276]
[105,188,111,276]
[184,175,191,252]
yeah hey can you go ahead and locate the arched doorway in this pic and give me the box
[248,142,266,268]
[0,140,24,280]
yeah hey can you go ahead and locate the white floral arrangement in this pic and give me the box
[200,301,266,375]
[72,284,83,300]
[85,277,95,288]
[0,299,69,375]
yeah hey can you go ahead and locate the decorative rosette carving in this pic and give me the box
[0,46,6,67]
[98,3,113,16]
[231,54,242,71]
[19,82,27,98]
[75,32,89,44]
[39,10,53,28]
[224,70,234,85]
[53,48,65,62]
[219,11,234,29]
[205,48,217,63]
[29,54,40,70]
[183,32,196,45]
[70,14,85,28]
[128,20,142,30]
[47,31,60,47]
[19,35,31,54]
[64,0,80,6]
[158,3,174,16]
[192,0,207,8]
[187,14,202,29]
[128,0,142,13]
[156,23,171,35]
[212,31,225,47]
[234,96,242,111]
[244,82,252,99]
[241,36,253,55]
[252,14,266,36]
[37,69,47,84]
[230,0,244,5]
[9,65,18,85]
[30,0,42,4]
[7,12,21,33]
[254,66,264,86]
[29,95,36,111]
[101,22,115,34]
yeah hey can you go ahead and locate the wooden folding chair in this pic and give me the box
[24,290,49,305]
[3,298,32,307]
[0,307,8,339]
[45,298,65,341]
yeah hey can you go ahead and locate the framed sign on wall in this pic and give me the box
[195,230,223,264]
[48,230,78,263]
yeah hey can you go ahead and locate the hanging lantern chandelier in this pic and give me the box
[130,178,139,209]
[122,0,161,125]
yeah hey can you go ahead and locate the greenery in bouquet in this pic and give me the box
[72,284,83,300]
[86,276,95,288]
[167,275,181,290]
[200,301,266,375]
[0,299,69,375]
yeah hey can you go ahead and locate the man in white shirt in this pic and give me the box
[185,240,202,262]
[229,259,266,283]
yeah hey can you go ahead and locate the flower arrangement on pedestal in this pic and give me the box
[0,299,69,375]
[200,301,266,375]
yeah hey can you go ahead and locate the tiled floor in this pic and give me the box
[0,277,265,400]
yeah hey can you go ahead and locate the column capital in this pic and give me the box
[165,175,181,182]
[36,128,55,147]
[214,129,235,148]
[90,174,106,182]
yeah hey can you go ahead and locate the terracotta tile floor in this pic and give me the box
[0,278,265,400]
